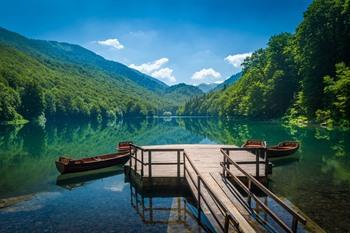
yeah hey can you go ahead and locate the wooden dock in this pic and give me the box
[125,144,311,233]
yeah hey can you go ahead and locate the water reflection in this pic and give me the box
[129,182,212,233]
[0,117,349,232]
[56,165,124,190]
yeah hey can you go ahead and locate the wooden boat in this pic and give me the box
[267,141,299,158]
[118,141,133,151]
[242,139,267,149]
[55,150,130,174]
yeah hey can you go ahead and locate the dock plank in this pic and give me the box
[128,144,267,233]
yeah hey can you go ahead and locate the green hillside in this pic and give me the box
[179,0,350,128]
[213,72,242,91]
[0,27,167,93]
[0,44,164,122]
[0,28,206,123]
[197,83,218,93]
[164,83,203,104]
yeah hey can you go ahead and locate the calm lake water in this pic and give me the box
[0,117,349,232]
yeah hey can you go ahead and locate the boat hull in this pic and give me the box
[55,153,129,174]
[267,147,298,158]
[267,142,299,158]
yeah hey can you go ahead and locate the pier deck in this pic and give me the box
[133,144,267,180]
[125,144,311,233]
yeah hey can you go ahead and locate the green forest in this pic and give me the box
[0,0,349,128]
[178,0,350,128]
[0,28,202,124]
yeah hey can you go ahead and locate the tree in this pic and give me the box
[295,0,350,116]
[322,63,350,126]
[18,81,44,119]
[0,83,21,121]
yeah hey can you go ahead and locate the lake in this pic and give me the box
[0,117,349,232]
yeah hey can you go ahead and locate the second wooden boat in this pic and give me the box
[118,141,133,151]
[267,141,299,158]
[242,139,267,148]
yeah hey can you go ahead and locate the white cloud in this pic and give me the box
[97,38,124,49]
[151,68,176,83]
[192,68,221,80]
[214,80,224,84]
[224,52,252,68]
[129,58,169,74]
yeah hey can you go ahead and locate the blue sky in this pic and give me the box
[0,0,311,85]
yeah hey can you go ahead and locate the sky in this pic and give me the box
[0,0,311,85]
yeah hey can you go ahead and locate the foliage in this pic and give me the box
[0,44,165,122]
[322,63,350,128]
[179,33,299,119]
[180,0,350,127]
[0,83,21,121]
[0,28,205,123]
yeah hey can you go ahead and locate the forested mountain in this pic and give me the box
[0,27,167,93]
[197,83,218,93]
[213,72,242,91]
[179,0,350,127]
[164,83,203,106]
[0,28,203,123]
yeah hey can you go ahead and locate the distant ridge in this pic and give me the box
[197,83,219,93]
[0,27,168,93]
[214,72,242,91]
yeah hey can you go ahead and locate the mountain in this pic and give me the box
[196,72,242,93]
[214,72,242,91]
[178,0,350,127]
[164,83,203,106]
[197,83,219,93]
[0,27,167,93]
[0,27,202,123]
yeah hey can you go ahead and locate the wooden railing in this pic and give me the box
[183,151,239,233]
[220,149,307,233]
[221,147,269,179]
[129,144,184,179]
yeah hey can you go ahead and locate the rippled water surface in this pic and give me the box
[0,118,349,232]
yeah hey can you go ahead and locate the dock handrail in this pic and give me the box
[129,144,184,178]
[183,151,240,233]
[220,149,306,233]
[221,147,269,178]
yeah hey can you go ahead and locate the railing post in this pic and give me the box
[248,180,252,207]
[197,175,201,223]
[224,213,230,233]
[183,152,186,177]
[141,150,144,177]
[148,151,152,178]
[264,148,269,177]
[292,216,298,232]
[256,149,260,179]
[177,150,180,178]
[130,147,133,168]
[222,150,226,177]
[227,149,230,170]
[134,148,137,171]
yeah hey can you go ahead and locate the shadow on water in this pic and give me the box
[270,157,300,168]
[56,165,124,190]
[0,117,349,232]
